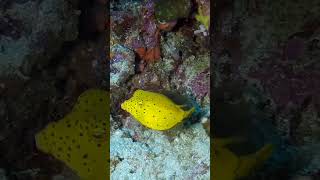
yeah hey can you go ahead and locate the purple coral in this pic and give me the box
[284,37,305,61]
[144,0,155,17]
[129,0,158,50]
[131,38,145,49]
[143,20,158,48]
[141,0,158,49]
[190,69,210,100]
[250,60,320,110]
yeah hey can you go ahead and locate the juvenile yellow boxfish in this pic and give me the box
[121,89,195,130]
[35,89,109,180]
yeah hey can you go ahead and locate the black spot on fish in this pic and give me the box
[83,154,88,159]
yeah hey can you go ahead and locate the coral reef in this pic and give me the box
[0,0,107,179]
[154,0,191,23]
[171,54,210,107]
[195,7,210,30]
[110,123,209,179]
[110,44,135,87]
[0,0,79,76]
[213,0,320,178]
[110,0,210,179]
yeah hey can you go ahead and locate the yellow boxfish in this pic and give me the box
[213,137,274,180]
[121,89,195,130]
[35,89,109,180]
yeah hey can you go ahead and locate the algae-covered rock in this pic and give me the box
[195,0,210,30]
[154,0,191,23]
[171,53,210,107]
[110,123,210,179]
[0,0,79,76]
[110,44,136,87]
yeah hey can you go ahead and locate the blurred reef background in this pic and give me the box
[212,0,320,179]
[0,0,107,179]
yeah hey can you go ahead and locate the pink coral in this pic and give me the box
[190,69,210,100]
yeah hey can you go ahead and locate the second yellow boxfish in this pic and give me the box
[121,89,195,130]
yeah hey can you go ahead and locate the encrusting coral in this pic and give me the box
[195,6,210,30]
[121,89,195,130]
[132,0,161,63]
[35,89,109,180]
[213,137,274,180]
[154,0,191,23]
[132,0,192,62]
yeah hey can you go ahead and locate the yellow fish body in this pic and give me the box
[35,89,109,180]
[121,89,194,130]
[213,138,274,180]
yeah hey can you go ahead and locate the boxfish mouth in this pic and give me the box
[120,101,128,110]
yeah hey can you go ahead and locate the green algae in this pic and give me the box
[155,0,191,23]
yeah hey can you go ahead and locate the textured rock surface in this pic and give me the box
[0,0,79,76]
[110,44,135,87]
[0,169,7,180]
[0,0,107,178]
[212,0,320,178]
[110,122,209,180]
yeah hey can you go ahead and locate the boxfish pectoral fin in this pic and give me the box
[183,107,195,118]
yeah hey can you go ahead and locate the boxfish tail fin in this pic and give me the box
[184,107,195,118]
